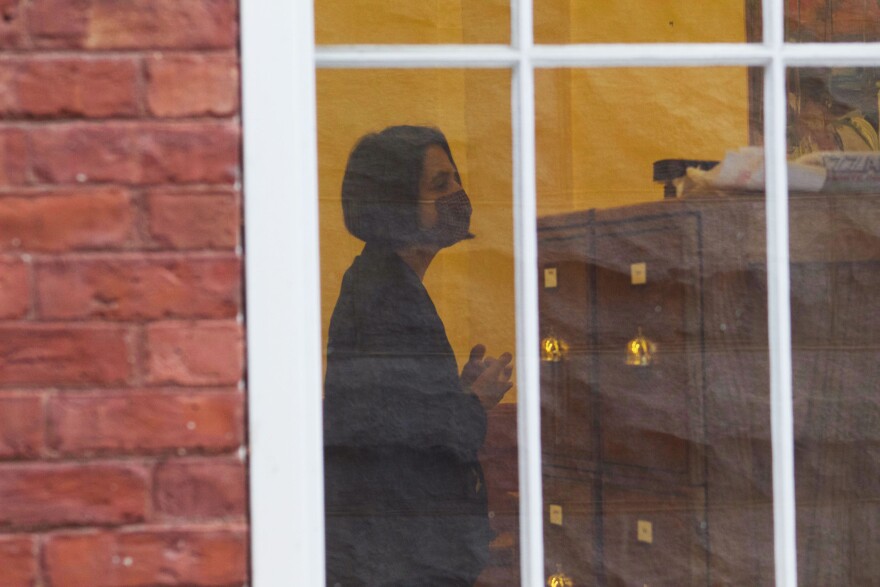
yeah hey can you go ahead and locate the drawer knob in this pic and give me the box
[541,334,570,363]
[626,327,657,367]
[547,564,574,587]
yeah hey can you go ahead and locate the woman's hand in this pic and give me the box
[461,344,514,411]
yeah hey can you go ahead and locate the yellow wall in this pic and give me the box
[316,1,751,401]
[556,67,750,214]
[540,0,747,43]
[535,0,751,215]
[317,69,516,396]
[315,0,508,44]
[315,0,746,44]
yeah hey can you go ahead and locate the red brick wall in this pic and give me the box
[0,1,248,585]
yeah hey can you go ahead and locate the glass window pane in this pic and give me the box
[787,66,880,585]
[786,0,880,42]
[536,67,775,585]
[535,0,761,44]
[317,69,520,585]
[315,0,509,45]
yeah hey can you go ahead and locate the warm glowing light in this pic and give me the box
[626,327,657,367]
[547,564,574,587]
[541,335,570,362]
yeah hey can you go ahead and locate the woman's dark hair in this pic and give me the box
[342,125,457,245]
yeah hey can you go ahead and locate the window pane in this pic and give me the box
[317,69,520,585]
[787,66,880,585]
[536,67,775,585]
[535,0,761,44]
[786,0,880,42]
[315,1,509,45]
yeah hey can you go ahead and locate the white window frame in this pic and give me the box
[241,1,880,585]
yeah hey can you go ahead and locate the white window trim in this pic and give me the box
[241,2,325,585]
[242,1,880,584]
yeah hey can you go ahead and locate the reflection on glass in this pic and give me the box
[318,70,519,585]
[534,0,759,44]
[537,67,776,585]
[314,0,509,45]
[788,66,880,585]
[788,68,880,158]
[786,0,880,42]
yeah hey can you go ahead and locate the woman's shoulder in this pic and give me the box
[345,245,423,300]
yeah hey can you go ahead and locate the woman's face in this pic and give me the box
[417,144,462,231]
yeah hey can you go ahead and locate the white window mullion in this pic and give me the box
[315,42,880,72]
[511,1,546,586]
[512,65,545,586]
[531,43,772,67]
[783,42,880,65]
[765,56,798,587]
[314,43,774,69]
[764,1,798,586]
[242,1,326,585]
[315,45,518,68]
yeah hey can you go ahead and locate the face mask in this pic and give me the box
[425,189,475,247]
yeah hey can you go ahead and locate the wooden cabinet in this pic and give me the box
[538,193,880,586]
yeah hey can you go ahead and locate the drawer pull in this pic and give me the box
[547,564,574,587]
[626,327,657,367]
[541,334,570,363]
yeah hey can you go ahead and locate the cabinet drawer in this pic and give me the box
[599,356,694,475]
[541,353,595,464]
[602,481,706,587]
[539,231,592,349]
[543,472,596,586]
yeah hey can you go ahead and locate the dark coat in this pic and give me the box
[324,243,492,586]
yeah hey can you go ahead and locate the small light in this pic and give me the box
[547,564,574,587]
[626,327,657,367]
[541,335,569,363]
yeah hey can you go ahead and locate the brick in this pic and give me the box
[44,528,247,587]
[30,124,139,184]
[0,127,28,186]
[154,458,246,519]
[91,0,237,49]
[139,122,240,184]
[0,61,17,111]
[0,256,28,318]
[147,191,240,249]
[0,535,37,587]
[0,395,42,458]
[47,391,243,455]
[0,325,131,386]
[12,57,139,118]
[0,189,134,252]
[27,0,90,48]
[30,0,237,50]
[0,0,27,49]
[146,322,242,385]
[30,122,240,185]
[146,53,239,118]
[36,256,241,320]
[0,462,147,529]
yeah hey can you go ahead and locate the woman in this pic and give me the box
[324,125,513,586]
